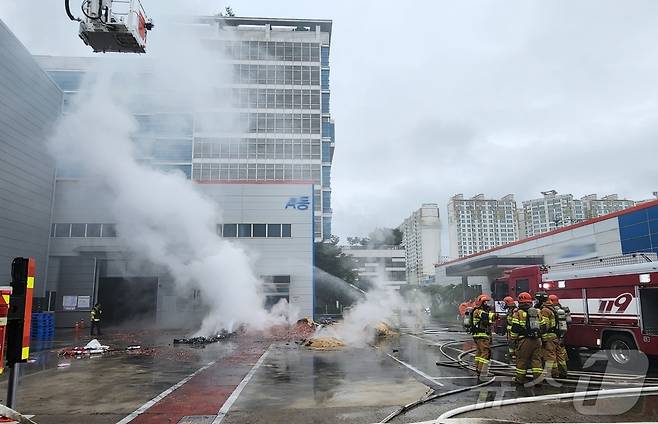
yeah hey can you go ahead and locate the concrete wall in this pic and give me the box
[0,20,61,295]
[197,183,315,316]
[47,180,315,325]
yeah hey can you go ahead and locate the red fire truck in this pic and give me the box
[490,254,658,366]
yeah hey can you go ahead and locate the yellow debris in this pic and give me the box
[375,321,398,338]
[303,337,346,350]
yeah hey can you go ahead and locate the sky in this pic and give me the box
[2,0,658,252]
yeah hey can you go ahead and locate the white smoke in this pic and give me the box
[48,17,284,334]
[315,263,429,346]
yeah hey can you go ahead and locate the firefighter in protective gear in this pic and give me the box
[510,292,542,384]
[471,294,496,379]
[535,291,559,379]
[549,294,569,378]
[90,303,102,336]
[503,296,517,362]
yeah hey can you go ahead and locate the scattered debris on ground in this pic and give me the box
[303,336,346,350]
[173,330,235,346]
[264,317,319,341]
[59,339,110,357]
[375,321,398,338]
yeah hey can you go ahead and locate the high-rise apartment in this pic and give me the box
[399,204,441,285]
[448,194,519,258]
[36,16,334,241]
[522,190,584,237]
[581,194,636,219]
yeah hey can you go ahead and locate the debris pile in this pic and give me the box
[264,317,319,341]
[375,321,398,338]
[292,317,317,339]
[302,336,346,350]
[173,330,235,345]
[60,339,110,357]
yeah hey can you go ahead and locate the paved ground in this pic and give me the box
[0,323,656,423]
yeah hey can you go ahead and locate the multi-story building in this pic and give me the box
[399,204,441,285]
[581,194,636,219]
[195,16,334,241]
[343,246,406,291]
[33,16,330,325]
[522,190,585,237]
[0,20,62,301]
[36,15,334,241]
[448,194,519,258]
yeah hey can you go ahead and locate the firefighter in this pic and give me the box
[549,294,569,378]
[471,294,496,380]
[503,296,517,362]
[535,291,559,379]
[90,302,102,337]
[510,292,542,384]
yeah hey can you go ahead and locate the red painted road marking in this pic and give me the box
[121,341,269,424]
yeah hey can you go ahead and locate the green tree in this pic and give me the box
[221,6,235,17]
[315,236,358,284]
[314,236,360,316]
[367,227,403,248]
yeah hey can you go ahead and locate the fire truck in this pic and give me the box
[490,254,658,366]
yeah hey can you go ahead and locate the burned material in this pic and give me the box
[302,336,346,350]
[173,330,235,346]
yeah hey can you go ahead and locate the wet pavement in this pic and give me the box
[0,323,656,423]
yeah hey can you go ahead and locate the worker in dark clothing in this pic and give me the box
[90,303,102,336]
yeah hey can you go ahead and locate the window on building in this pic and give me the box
[253,224,267,238]
[101,224,117,238]
[223,224,237,238]
[282,224,292,238]
[267,224,281,238]
[87,224,101,237]
[71,224,86,238]
[55,224,71,238]
[321,46,330,66]
[238,224,252,238]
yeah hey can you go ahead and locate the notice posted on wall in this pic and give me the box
[63,296,77,311]
[77,296,91,309]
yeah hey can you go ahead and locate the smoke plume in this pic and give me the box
[48,18,281,334]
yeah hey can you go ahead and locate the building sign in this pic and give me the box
[77,296,91,309]
[285,196,310,210]
[63,296,77,311]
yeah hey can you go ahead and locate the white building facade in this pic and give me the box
[581,194,636,219]
[399,204,441,285]
[521,190,585,238]
[343,247,406,290]
[36,16,335,241]
[448,194,519,258]
[47,181,314,327]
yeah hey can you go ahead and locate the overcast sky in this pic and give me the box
[2,1,658,251]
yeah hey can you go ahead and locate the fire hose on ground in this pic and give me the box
[435,385,658,423]
[381,333,658,423]
[436,338,658,386]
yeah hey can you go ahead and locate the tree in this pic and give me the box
[366,227,403,248]
[346,236,369,247]
[221,6,235,17]
[315,236,358,284]
[314,236,361,315]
